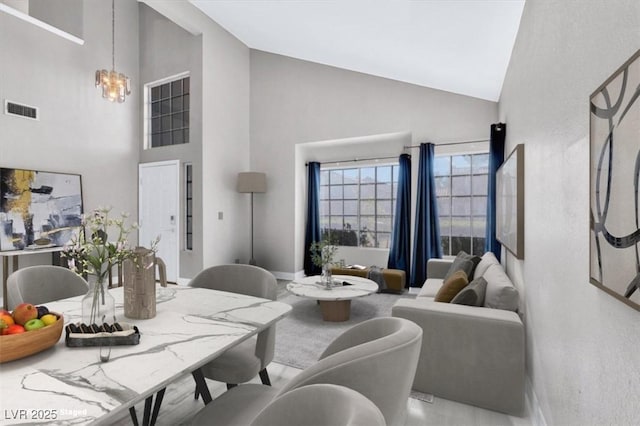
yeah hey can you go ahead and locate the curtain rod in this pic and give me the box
[403,138,489,149]
[306,154,402,166]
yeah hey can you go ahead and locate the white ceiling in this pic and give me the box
[190,0,525,102]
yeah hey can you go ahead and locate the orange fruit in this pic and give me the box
[0,312,14,327]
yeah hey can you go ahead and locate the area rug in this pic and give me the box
[274,290,412,370]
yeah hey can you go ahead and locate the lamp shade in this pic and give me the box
[237,172,267,193]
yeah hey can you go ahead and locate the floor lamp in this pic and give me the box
[237,172,267,265]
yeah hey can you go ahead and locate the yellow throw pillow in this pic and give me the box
[434,270,469,303]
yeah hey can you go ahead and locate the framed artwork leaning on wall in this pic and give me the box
[0,168,83,251]
[589,48,640,311]
[496,144,524,260]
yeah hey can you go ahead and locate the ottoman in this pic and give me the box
[330,267,405,293]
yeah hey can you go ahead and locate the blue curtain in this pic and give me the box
[411,143,442,287]
[388,154,411,287]
[304,162,322,275]
[485,123,506,261]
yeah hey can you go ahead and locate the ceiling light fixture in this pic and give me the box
[95,0,131,103]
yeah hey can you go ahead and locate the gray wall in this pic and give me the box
[140,0,251,271]
[138,3,203,279]
[30,0,83,39]
[499,0,640,424]
[250,50,498,275]
[0,0,139,294]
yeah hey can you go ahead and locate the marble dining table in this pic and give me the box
[0,286,291,425]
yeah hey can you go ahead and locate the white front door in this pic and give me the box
[138,161,179,283]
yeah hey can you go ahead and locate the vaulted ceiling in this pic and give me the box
[190,0,525,101]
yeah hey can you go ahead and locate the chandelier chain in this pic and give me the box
[111,0,115,70]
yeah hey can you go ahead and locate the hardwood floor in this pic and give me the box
[111,362,531,425]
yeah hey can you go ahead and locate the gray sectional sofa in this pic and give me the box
[392,252,525,415]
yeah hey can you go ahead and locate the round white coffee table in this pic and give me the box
[287,275,379,322]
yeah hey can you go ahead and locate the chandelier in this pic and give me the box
[95,0,131,103]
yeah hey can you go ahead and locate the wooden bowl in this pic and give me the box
[0,313,64,363]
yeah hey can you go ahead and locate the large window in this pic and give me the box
[435,153,489,256]
[147,75,190,148]
[319,164,398,248]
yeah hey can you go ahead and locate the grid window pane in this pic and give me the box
[319,186,329,200]
[344,200,358,215]
[472,174,488,196]
[473,154,489,174]
[452,197,471,216]
[360,216,375,231]
[377,166,392,182]
[360,168,375,183]
[452,176,471,196]
[147,76,190,148]
[437,197,450,216]
[330,201,343,215]
[329,170,343,185]
[437,152,489,255]
[344,185,358,199]
[376,183,392,198]
[451,155,471,175]
[472,217,486,238]
[376,200,392,215]
[319,163,399,248]
[171,79,183,96]
[452,236,472,254]
[330,185,343,199]
[360,184,375,199]
[360,200,375,215]
[435,176,451,197]
[343,169,358,183]
[472,197,487,216]
[160,84,170,99]
[319,200,329,216]
[434,156,450,176]
[377,217,392,232]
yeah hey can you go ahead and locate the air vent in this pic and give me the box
[4,100,38,120]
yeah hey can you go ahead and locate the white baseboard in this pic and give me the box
[525,376,547,426]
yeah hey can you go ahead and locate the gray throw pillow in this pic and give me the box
[443,251,481,281]
[451,277,487,306]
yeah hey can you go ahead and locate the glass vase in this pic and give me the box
[82,274,116,325]
[321,264,333,290]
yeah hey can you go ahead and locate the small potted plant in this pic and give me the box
[310,238,339,289]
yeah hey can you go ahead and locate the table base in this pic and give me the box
[319,300,351,322]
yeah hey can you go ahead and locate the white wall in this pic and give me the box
[250,50,498,275]
[141,1,251,269]
[499,0,640,424]
[138,3,203,279]
[0,0,140,297]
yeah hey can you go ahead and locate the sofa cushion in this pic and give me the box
[483,264,519,311]
[434,270,468,303]
[473,251,500,280]
[418,278,443,298]
[451,277,487,306]
[444,251,481,281]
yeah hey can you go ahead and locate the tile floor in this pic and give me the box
[113,361,532,425]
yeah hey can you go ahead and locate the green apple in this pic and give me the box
[24,318,45,331]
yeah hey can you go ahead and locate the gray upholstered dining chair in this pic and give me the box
[249,384,386,426]
[189,264,278,393]
[6,265,89,310]
[188,316,422,426]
